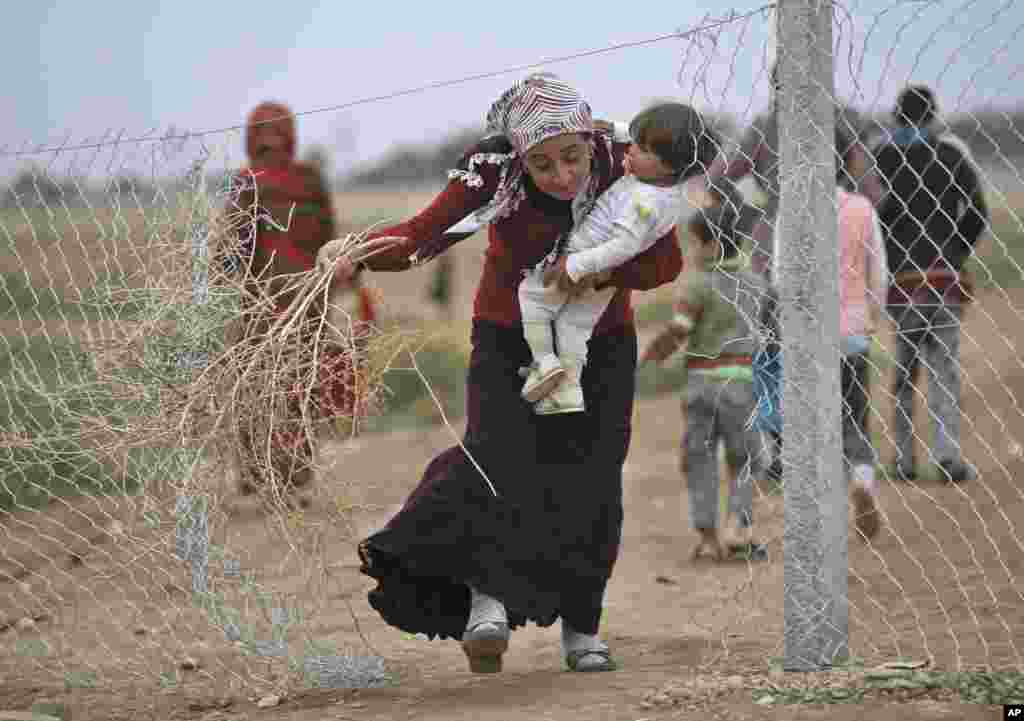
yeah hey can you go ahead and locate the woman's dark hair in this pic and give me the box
[456,134,513,170]
[629,103,720,180]
[895,85,937,127]
[689,203,740,259]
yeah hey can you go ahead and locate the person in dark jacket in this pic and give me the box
[868,85,989,483]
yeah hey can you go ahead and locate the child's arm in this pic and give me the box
[640,274,704,365]
[865,205,889,334]
[356,138,509,272]
[565,197,666,283]
[542,226,679,295]
[565,225,657,283]
[641,320,690,365]
[597,228,683,292]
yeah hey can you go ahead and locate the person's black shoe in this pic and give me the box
[939,459,974,484]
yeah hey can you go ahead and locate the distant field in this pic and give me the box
[4,176,1024,325]
[3,177,1024,505]
[331,186,444,231]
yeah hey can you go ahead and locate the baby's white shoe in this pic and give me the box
[521,353,565,402]
[534,356,585,415]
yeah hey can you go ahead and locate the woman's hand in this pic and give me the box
[316,238,357,285]
[332,258,357,285]
[354,235,414,272]
[317,237,347,274]
[318,235,411,283]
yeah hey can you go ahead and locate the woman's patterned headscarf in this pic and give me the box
[485,72,594,155]
[443,73,611,242]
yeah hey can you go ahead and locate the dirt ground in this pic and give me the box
[3,221,1024,720]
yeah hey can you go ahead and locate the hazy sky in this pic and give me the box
[4,0,1023,180]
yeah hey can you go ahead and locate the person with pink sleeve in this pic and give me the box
[765,128,892,540]
[772,144,889,540]
[836,185,889,540]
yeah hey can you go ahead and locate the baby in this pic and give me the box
[520,102,717,414]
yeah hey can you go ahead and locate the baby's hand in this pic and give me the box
[542,256,578,294]
[588,269,613,292]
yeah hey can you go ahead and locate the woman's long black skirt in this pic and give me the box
[358,319,637,640]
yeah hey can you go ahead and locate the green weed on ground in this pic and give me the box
[1,270,153,321]
[753,657,1024,706]
[364,333,471,433]
[0,335,140,512]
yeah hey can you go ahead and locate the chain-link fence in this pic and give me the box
[3,0,1024,715]
[675,0,1024,677]
[0,132,403,708]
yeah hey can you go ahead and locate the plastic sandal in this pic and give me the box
[565,647,617,672]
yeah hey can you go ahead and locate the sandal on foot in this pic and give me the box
[521,364,566,403]
[461,622,509,674]
[565,647,617,672]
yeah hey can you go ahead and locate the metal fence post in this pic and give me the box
[776,0,848,671]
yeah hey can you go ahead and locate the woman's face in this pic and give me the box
[249,123,292,169]
[522,133,592,201]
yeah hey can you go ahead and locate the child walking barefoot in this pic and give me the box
[642,204,772,561]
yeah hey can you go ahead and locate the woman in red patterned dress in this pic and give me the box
[225,101,376,503]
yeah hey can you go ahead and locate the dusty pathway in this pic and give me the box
[2,279,1022,720]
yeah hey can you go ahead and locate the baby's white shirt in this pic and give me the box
[564,174,684,282]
